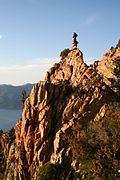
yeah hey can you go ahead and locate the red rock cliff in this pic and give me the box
[1,47,119,180]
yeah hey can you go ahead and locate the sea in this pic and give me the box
[0,109,22,132]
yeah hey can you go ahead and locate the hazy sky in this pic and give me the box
[0,0,120,85]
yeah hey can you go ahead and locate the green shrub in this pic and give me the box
[20,88,27,108]
[37,162,60,180]
[60,48,70,60]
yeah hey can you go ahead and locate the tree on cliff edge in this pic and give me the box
[60,48,70,60]
[20,88,27,108]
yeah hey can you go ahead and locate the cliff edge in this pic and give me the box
[0,36,119,180]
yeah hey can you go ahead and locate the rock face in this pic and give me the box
[0,128,15,179]
[93,44,120,95]
[1,46,119,179]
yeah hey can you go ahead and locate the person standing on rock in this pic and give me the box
[72,32,79,49]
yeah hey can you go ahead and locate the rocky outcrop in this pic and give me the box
[0,128,15,179]
[93,44,120,95]
[2,45,119,179]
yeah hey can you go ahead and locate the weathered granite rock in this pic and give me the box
[2,44,119,179]
[93,45,120,95]
[0,128,15,179]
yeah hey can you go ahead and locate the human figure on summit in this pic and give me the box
[72,32,78,50]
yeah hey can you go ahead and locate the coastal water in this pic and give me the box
[0,109,22,132]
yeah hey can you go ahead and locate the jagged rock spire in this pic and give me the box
[72,32,79,50]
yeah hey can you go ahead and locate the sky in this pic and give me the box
[0,0,120,85]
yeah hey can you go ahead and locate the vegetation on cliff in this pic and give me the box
[37,162,61,180]
[20,88,28,108]
[60,48,70,60]
[63,102,120,179]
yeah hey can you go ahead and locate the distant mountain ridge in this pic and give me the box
[0,83,35,110]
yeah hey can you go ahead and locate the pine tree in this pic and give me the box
[20,88,27,108]
[60,48,70,60]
